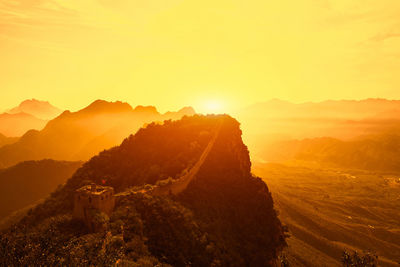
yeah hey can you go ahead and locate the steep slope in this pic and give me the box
[0,159,82,219]
[0,100,195,168]
[177,116,285,266]
[8,99,62,120]
[0,112,46,137]
[0,115,285,266]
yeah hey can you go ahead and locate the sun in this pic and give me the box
[199,99,226,114]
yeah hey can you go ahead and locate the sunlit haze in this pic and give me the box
[1,1,400,265]
[2,0,400,112]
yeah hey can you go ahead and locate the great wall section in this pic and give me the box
[115,117,223,199]
[74,117,225,231]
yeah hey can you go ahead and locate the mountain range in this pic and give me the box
[0,112,46,137]
[0,100,195,168]
[7,99,62,120]
[0,99,62,137]
[236,98,400,164]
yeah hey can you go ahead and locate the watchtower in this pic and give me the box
[73,183,115,231]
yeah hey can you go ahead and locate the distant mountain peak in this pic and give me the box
[8,99,62,120]
[81,100,133,114]
[20,98,50,105]
[132,105,159,114]
[177,106,195,114]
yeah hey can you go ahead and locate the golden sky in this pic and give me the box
[1,0,400,113]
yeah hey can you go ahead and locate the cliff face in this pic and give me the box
[179,116,285,266]
[0,115,285,266]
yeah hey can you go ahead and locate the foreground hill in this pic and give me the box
[0,112,46,137]
[7,99,62,120]
[0,159,82,220]
[0,100,195,168]
[0,115,285,266]
[260,134,400,172]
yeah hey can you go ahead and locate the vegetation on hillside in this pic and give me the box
[0,115,285,266]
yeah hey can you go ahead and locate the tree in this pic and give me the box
[341,249,378,267]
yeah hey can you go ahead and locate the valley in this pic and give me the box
[254,162,400,266]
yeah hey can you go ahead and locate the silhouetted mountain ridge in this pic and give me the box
[0,114,285,266]
[8,99,62,120]
[79,100,133,115]
[0,100,195,168]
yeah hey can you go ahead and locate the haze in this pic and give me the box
[2,0,400,112]
[1,1,400,266]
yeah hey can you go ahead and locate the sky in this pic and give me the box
[1,0,400,113]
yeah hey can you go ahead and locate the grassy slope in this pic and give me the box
[254,163,400,267]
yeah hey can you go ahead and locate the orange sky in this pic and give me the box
[1,0,400,113]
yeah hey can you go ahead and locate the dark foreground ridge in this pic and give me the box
[0,114,286,266]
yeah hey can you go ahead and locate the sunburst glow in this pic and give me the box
[199,100,226,114]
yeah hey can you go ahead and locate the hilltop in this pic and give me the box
[0,100,195,168]
[0,115,285,266]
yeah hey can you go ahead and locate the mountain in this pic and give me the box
[8,99,62,120]
[259,133,400,172]
[0,159,82,220]
[0,115,285,266]
[0,99,62,137]
[0,100,195,168]
[0,133,18,148]
[236,98,400,162]
[0,112,46,137]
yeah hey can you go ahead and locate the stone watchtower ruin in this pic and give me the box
[73,183,115,231]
